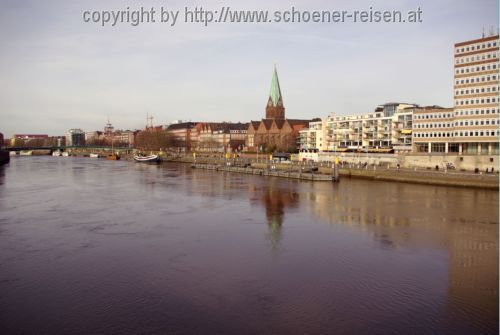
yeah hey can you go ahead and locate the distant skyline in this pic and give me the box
[0,0,498,137]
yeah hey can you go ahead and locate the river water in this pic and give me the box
[0,157,498,334]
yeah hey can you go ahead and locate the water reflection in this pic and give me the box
[0,158,497,334]
[187,165,498,330]
[0,166,5,185]
[248,180,299,249]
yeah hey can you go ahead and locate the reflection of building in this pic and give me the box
[65,129,85,146]
[249,181,300,249]
[246,67,310,152]
[301,180,498,326]
[447,222,498,325]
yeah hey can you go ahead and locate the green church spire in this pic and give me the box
[268,65,282,107]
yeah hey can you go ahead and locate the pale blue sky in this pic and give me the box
[0,0,498,136]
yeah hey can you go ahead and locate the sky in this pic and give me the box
[0,0,498,136]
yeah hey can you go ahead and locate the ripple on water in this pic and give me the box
[0,157,497,335]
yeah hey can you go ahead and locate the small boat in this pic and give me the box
[106,140,120,160]
[106,153,120,160]
[89,153,99,158]
[134,154,160,163]
[52,151,61,157]
[9,151,17,156]
[20,150,33,156]
[61,152,70,157]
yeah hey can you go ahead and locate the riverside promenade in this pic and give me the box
[162,154,499,190]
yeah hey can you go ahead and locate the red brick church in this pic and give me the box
[246,67,310,152]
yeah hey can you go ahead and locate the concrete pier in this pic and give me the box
[191,163,335,182]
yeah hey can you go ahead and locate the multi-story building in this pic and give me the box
[165,122,197,152]
[10,134,49,147]
[298,119,326,152]
[65,129,85,146]
[196,122,248,152]
[453,34,499,155]
[112,130,137,147]
[413,34,499,155]
[84,119,137,147]
[412,106,456,153]
[325,102,417,152]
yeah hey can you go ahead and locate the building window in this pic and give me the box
[449,143,459,152]
[431,143,445,153]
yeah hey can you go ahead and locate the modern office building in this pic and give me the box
[413,34,499,155]
[452,35,499,154]
[453,34,499,154]
[412,106,456,153]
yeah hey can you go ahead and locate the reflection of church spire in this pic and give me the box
[265,193,284,250]
[262,187,299,250]
[248,182,300,250]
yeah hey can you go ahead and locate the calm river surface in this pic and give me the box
[0,157,498,334]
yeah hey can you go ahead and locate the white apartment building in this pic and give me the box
[325,103,416,152]
[298,119,326,151]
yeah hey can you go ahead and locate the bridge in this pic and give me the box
[7,146,133,153]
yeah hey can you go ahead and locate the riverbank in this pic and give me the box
[163,156,498,189]
[336,167,498,189]
[9,153,498,189]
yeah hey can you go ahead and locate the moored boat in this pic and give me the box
[134,154,160,163]
[61,152,70,157]
[107,153,120,160]
[52,151,61,157]
[20,150,33,156]
[89,153,99,158]
[9,151,17,156]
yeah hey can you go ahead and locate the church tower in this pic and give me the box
[265,66,285,119]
